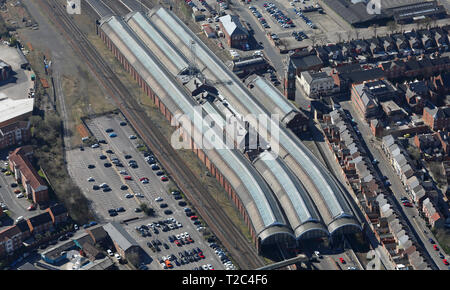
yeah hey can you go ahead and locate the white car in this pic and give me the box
[207,264,213,270]
[107,249,113,256]
[114,253,121,260]
[155,197,163,202]
[135,193,144,198]
[91,144,99,148]
[141,179,149,184]
[16,193,24,198]
[15,216,24,223]
[176,234,181,240]
[87,177,95,182]
[99,183,108,188]
[176,222,182,228]
[120,170,127,175]
[202,264,209,270]
[129,135,137,140]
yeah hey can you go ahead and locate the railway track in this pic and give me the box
[36,0,265,269]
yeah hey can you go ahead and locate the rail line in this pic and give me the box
[37,0,265,269]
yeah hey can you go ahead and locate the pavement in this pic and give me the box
[341,100,449,270]
[66,113,227,270]
[0,44,35,101]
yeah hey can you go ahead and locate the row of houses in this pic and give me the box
[377,194,431,270]
[314,26,450,66]
[0,204,68,257]
[8,145,49,204]
[321,109,433,270]
[382,135,446,228]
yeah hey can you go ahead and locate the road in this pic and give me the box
[341,101,448,270]
[35,0,265,269]
[66,113,227,270]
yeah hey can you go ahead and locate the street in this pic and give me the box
[341,101,448,270]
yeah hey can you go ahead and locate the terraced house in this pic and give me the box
[8,146,49,204]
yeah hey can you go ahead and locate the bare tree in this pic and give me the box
[336,32,342,44]
[387,21,398,35]
[345,30,353,42]
[371,24,378,38]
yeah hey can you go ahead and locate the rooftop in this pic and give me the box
[0,98,34,125]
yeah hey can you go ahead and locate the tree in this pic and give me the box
[387,21,398,35]
[371,24,378,38]
[336,32,342,44]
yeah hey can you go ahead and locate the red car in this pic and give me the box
[139,177,148,182]
[443,259,449,266]
[175,240,181,247]
[190,216,198,220]
[27,204,36,211]
[124,176,132,180]
[199,253,205,259]
[402,202,413,207]
[160,176,168,182]
[339,257,345,264]
[433,245,439,251]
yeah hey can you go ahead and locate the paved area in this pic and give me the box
[0,44,35,100]
[66,113,228,270]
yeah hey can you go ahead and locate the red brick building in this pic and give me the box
[0,121,31,150]
[0,226,23,256]
[26,212,54,235]
[422,106,450,131]
[218,15,249,49]
[9,146,49,204]
[45,204,69,225]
